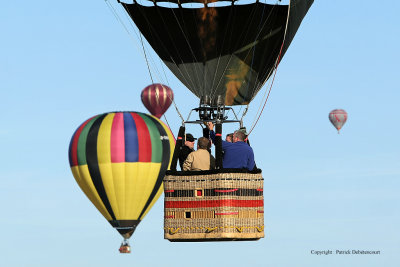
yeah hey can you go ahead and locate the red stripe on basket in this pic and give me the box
[164,215,175,218]
[164,190,174,193]
[165,200,263,208]
[214,189,238,193]
[215,212,239,215]
[256,188,263,191]
[257,210,264,213]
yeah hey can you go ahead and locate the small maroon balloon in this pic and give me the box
[329,109,348,133]
[141,84,174,118]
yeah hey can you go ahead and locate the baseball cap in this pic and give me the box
[185,133,196,142]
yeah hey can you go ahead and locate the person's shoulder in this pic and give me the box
[185,151,195,159]
[239,141,254,150]
[190,150,199,156]
[196,149,209,155]
[222,140,234,147]
[188,149,197,154]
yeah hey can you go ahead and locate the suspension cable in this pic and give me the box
[134,2,199,94]
[246,0,292,136]
[105,0,162,83]
[247,35,284,137]
[104,0,185,125]
[139,32,154,84]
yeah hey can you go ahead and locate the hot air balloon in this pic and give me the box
[114,0,314,242]
[68,111,174,252]
[141,84,174,118]
[329,109,348,133]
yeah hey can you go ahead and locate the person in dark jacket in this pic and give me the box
[178,133,197,170]
[207,123,255,170]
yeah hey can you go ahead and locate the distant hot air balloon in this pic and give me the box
[68,111,174,253]
[141,84,173,118]
[329,109,348,133]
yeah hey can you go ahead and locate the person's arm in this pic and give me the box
[183,152,194,171]
[209,130,216,143]
[207,122,231,148]
[207,122,216,143]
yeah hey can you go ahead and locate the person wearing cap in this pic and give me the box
[183,137,215,171]
[178,133,197,170]
[207,122,255,171]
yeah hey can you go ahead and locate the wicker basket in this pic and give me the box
[164,169,264,241]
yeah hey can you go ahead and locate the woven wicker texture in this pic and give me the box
[164,172,264,241]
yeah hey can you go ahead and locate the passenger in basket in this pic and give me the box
[178,133,196,170]
[183,137,215,171]
[226,133,234,143]
[207,122,255,171]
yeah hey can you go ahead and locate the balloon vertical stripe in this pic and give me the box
[138,113,162,163]
[97,113,123,218]
[69,117,92,166]
[138,115,175,219]
[138,115,171,219]
[97,113,114,165]
[130,112,152,162]
[121,112,139,163]
[110,112,125,163]
[69,115,98,166]
[86,114,117,221]
[77,116,99,166]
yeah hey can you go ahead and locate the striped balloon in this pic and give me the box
[329,109,348,133]
[141,84,173,118]
[68,111,175,240]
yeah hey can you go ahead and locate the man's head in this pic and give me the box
[197,137,210,150]
[185,133,196,149]
[226,133,234,143]
[233,130,246,143]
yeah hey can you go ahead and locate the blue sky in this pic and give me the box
[1,1,399,266]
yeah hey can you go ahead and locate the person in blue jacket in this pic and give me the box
[207,122,255,171]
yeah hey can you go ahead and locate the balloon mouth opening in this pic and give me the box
[109,220,141,239]
[115,226,137,239]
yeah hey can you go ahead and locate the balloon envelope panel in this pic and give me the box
[122,0,313,105]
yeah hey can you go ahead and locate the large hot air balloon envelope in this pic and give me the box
[141,84,174,118]
[121,0,313,105]
[68,111,174,251]
[329,109,348,133]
